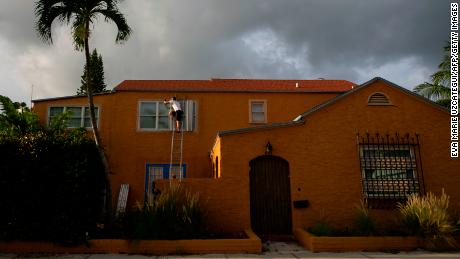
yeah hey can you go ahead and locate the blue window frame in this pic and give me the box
[144,163,186,203]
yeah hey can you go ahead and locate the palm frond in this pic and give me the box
[94,8,131,43]
[432,41,451,85]
[71,14,88,51]
[435,99,451,109]
[439,42,451,69]
[36,0,131,46]
[35,0,75,43]
[432,70,451,86]
[413,82,451,101]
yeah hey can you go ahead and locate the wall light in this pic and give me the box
[265,141,273,155]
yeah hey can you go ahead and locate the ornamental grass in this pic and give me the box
[398,190,457,249]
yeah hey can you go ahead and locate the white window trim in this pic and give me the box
[249,99,267,124]
[47,105,100,129]
[138,100,171,132]
[138,100,197,132]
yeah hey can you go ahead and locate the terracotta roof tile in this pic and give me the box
[113,79,356,93]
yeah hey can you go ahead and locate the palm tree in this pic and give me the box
[35,0,131,221]
[414,42,451,108]
[413,82,451,103]
[432,43,451,86]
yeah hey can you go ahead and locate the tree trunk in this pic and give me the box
[84,21,113,224]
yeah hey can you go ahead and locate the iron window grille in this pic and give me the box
[357,133,425,208]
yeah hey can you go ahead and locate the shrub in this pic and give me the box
[308,210,334,236]
[0,96,106,244]
[151,183,185,239]
[181,188,204,235]
[309,222,333,236]
[398,191,457,249]
[126,183,206,239]
[353,200,375,236]
[0,128,105,244]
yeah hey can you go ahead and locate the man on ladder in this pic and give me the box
[164,96,184,180]
[164,96,183,132]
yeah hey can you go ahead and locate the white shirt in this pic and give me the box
[167,99,181,111]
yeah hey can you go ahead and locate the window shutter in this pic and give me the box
[184,100,196,131]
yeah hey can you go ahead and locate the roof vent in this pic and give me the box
[368,92,391,105]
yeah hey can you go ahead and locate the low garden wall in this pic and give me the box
[294,228,421,252]
[0,229,261,255]
[154,178,251,233]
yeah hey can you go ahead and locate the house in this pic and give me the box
[32,77,459,235]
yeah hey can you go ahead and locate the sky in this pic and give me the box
[0,0,453,104]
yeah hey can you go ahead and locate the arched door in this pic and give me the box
[249,155,292,236]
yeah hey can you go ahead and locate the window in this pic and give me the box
[358,133,423,203]
[139,102,167,130]
[150,166,165,181]
[249,100,267,123]
[49,107,64,122]
[139,100,197,131]
[48,106,99,128]
[84,107,96,127]
[144,163,186,203]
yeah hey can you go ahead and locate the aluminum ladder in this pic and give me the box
[115,184,129,217]
[169,125,184,181]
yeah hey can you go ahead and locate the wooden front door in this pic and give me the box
[249,155,292,236]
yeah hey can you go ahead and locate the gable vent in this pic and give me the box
[368,92,391,105]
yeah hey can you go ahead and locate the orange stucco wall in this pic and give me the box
[213,80,459,232]
[154,178,251,232]
[33,91,339,209]
[32,79,459,233]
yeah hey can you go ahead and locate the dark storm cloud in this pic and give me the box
[147,0,449,80]
[264,0,449,66]
[0,1,43,49]
[0,0,452,102]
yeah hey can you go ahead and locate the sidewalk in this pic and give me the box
[1,241,459,259]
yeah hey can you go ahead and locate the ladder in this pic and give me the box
[115,184,129,217]
[169,126,184,181]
